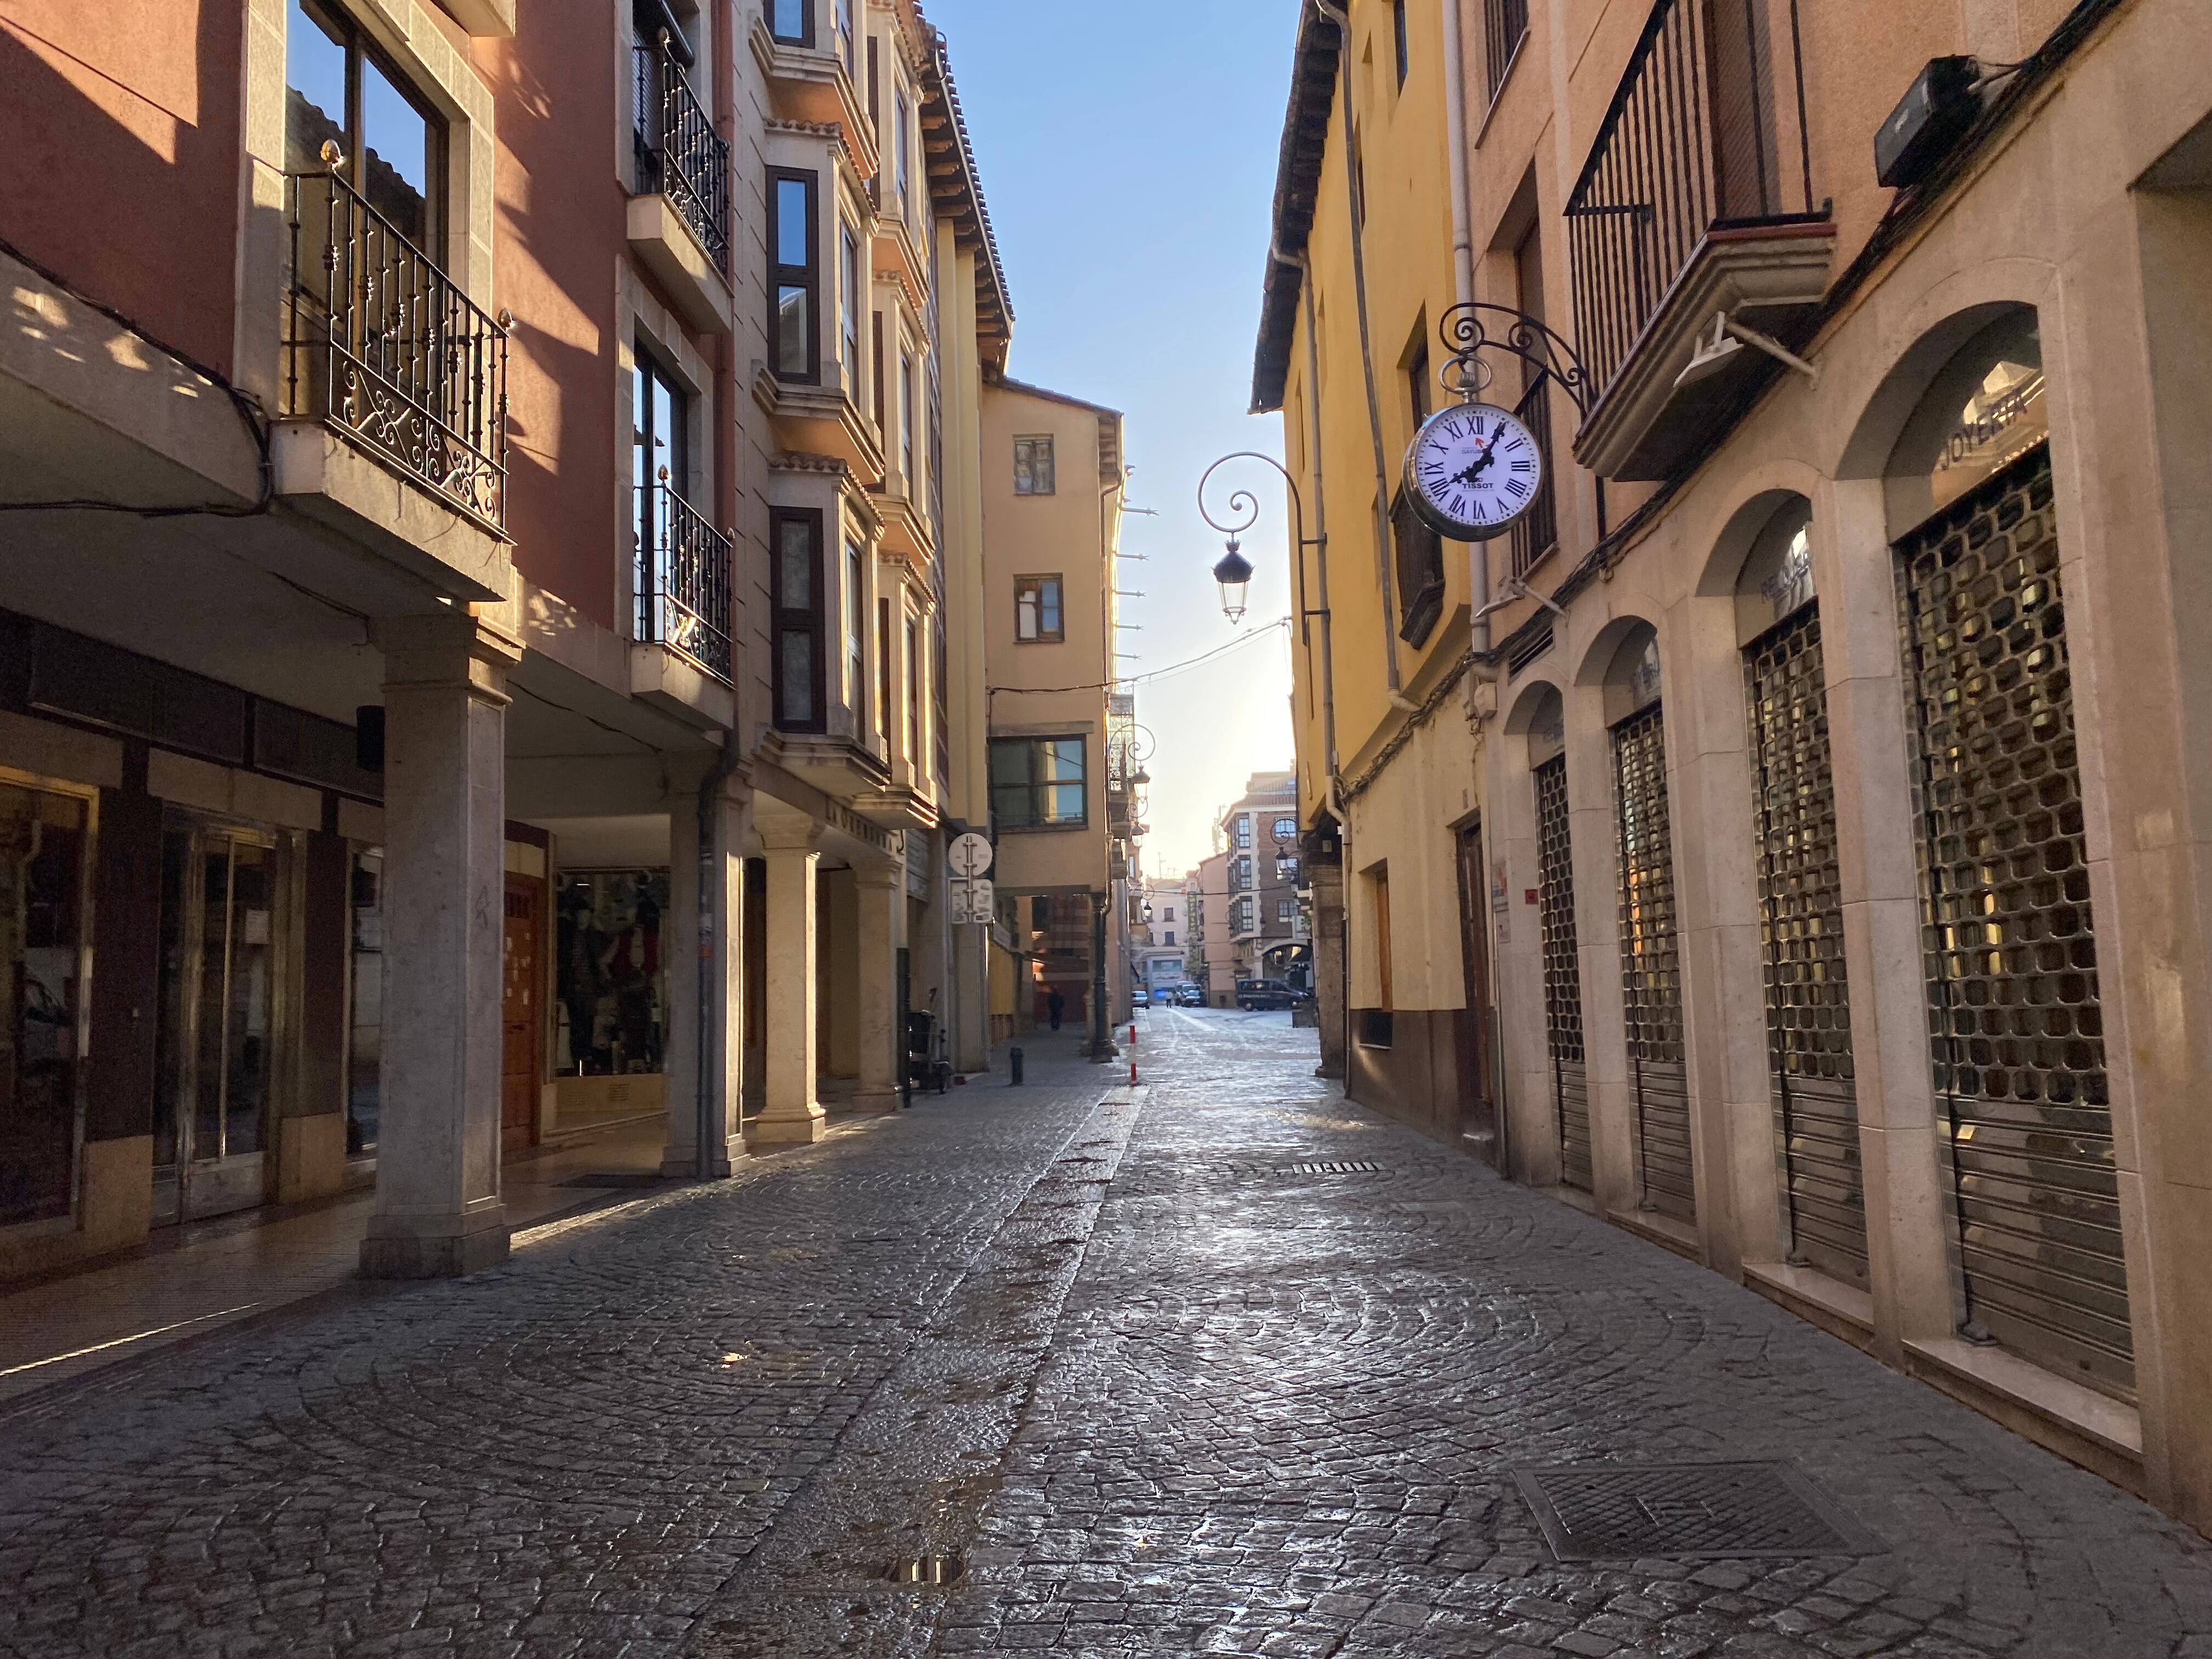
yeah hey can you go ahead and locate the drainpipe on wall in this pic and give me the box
[1438,0,1488,658]
[1313,0,1415,714]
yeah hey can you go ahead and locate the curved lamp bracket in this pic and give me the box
[1437,302,1595,417]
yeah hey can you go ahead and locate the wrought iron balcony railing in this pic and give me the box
[1564,0,1819,398]
[638,479,734,683]
[1508,376,1559,577]
[635,37,731,271]
[284,161,509,533]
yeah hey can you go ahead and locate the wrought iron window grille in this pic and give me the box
[283,154,509,535]
[638,475,735,684]
[634,34,732,272]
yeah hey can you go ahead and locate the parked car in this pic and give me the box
[1235,977,1297,1011]
[1174,983,1207,1006]
[1131,986,1151,1008]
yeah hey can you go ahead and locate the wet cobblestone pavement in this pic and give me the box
[5,1011,2212,1656]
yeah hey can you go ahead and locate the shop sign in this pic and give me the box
[1928,364,2046,513]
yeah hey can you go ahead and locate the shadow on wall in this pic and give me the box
[0,4,246,377]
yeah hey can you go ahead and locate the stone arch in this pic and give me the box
[1505,678,1567,773]
[1834,297,2045,482]
[1572,612,1662,690]
[1694,487,1816,599]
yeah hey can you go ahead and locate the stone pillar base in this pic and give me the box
[850,1087,901,1115]
[750,1106,828,1146]
[360,1211,510,1279]
[661,1135,747,1178]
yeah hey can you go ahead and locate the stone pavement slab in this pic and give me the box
[2,1012,2209,1658]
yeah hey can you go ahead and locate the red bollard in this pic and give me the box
[1128,1021,1137,1086]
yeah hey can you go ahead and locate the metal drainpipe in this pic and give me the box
[1438,0,1488,656]
[695,735,742,1179]
[1312,0,1413,710]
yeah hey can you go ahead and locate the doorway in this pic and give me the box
[1454,822,1498,1164]
[153,823,284,1224]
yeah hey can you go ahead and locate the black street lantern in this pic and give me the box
[1274,848,1299,882]
[1212,538,1254,623]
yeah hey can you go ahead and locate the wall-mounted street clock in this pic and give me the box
[1403,400,1543,542]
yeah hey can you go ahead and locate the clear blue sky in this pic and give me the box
[926,0,1301,880]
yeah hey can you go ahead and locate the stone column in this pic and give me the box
[852,859,904,1112]
[663,768,748,1177]
[1309,859,1347,1080]
[362,612,521,1279]
[951,917,991,1071]
[755,825,828,1145]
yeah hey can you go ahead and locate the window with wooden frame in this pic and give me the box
[1392,0,1409,88]
[900,348,916,490]
[990,737,1087,829]
[768,169,819,381]
[905,614,921,764]
[771,508,825,730]
[871,311,885,434]
[876,596,892,743]
[1407,338,1432,428]
[932,615,950,782]
[893,84,912,221]
[1014,575,1063,643]
[845,539,866,714]
[839,224,861,392]
[1391,487,1446,646]
[769,0,812,47]
[1013,435,1056,496]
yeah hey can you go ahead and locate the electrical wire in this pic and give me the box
[988,616,1290,699]
[0,232,273,520]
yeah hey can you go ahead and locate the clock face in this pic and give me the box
[1403,402,1544,541]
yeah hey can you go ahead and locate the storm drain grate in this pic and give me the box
[1513,1462,1881,1561]
[1279,1161,1382,1176]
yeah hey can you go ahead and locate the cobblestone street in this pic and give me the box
[5,1012,2212,1658]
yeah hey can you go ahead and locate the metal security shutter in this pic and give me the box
[1895,444,2131,1396]
[1612,707,1693,1223]
[1534,757,1591,1190]
[1744,608,1868,1283]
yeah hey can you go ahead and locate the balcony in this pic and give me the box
[279,162,509,597]
[632,38,733,334]
[634,479,734,724]
[749,10,877,178]
[1566,0,1833,481]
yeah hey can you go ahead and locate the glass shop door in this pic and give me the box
[153,825,285,1224]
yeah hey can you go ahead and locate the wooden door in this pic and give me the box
[1455,823,1498,1163]
[502,874,543,1156]
[1372,867,1392,1011]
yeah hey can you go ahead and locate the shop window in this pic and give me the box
[0,781,88,1226]
[1014,435,1056,495]
[991,737,1087,828]
[556,872,667,1077]
[347,850,382,1157]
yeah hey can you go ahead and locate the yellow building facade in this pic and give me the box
[1261,0,2212,1533]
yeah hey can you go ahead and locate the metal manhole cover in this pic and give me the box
[1279,1161,1381,1176]
[1513,1462,1881,1561]
[888,1556,963,1587]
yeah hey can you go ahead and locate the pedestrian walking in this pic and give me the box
[1047,986,1065,1031]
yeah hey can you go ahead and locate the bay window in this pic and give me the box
[769,170,819,381]
[771,509,825,730]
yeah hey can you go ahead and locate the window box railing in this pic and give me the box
[1565,0,1819,400]
[284,161,509,533]
[635,35,731,272]
[639,480,734,682]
